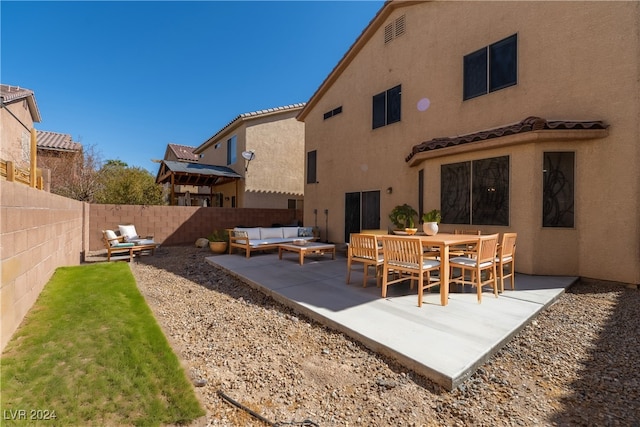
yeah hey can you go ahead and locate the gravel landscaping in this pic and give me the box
[116,245,639,426]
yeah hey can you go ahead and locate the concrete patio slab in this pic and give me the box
[205,251,576,390]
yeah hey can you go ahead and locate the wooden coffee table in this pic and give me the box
[278,242,336,265]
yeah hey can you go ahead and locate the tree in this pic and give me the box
[94,160,166,205]
[45,144,103,202]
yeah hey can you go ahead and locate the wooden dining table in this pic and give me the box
[393,233,480,306]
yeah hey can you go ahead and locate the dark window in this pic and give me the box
[372,92,386,129]
[463,34,517,100]
[543,152,574,227]
[372,85,401,129]
[472,156,509,225]
[226,135,237,165]
[441,156,509,226]
[489,34,518,92]
[323,106,343,120]
[441,162,471,224]
[306,150,317,184]
[463,48,488,100]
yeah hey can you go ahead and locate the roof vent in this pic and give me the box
[384,15,406,44]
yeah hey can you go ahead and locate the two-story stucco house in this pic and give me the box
[194,103,306,210]
[36,130,83,193]
[297,1,639,285]
[0,84,41,170]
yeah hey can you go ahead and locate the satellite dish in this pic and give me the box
[241,150,255,172]
[241,151,255,161]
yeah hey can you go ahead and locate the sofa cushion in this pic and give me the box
[118,224,139,242]
[249,237,290,247]
[105,229,119,247]
[235,227,261,240]
[260,227,284,239]
[282,227,300,239]
[298,227,314,237]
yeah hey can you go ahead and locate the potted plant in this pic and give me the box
[389,204,418,234]
[207,229,229,254]
[422,209,442,236]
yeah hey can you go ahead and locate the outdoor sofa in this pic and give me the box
[227,226,316,258]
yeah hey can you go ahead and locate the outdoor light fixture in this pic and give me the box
[386,187,393,194]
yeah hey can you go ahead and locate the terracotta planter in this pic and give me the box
[209,241,228,254]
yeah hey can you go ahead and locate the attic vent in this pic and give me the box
[384,15,406,44]
[384,23,394,43]
[395,15,406,37]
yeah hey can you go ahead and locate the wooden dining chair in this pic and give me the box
[381,236,441,307]
[346,233,384,288]
[451,229,482,256]
[496,232,517,293]
[449,233,499,303]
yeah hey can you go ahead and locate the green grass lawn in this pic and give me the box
[0,262,205,426]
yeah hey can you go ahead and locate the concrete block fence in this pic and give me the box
[89,205,304,251]
[1,180,86,351]
[0,181,304,352]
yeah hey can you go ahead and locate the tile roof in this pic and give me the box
[0,84,42,123]
[406,116,609,162]
[36,130,82,152]
[168,143,199,161]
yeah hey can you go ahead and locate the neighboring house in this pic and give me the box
[156,143,242,206]
[0,84,42,170]
[297,1,639,285]
[36,130,83,193]
[193,103,306,210]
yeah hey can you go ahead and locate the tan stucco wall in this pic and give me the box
[302,1,640,284]
[1,99,34,169]
[198,109,305,208]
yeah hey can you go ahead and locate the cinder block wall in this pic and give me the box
[0,180,86,351]
[89,205,304,251]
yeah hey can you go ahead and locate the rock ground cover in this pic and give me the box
[115,246,639,426]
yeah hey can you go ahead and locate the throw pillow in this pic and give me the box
[118,224,139,242]
[298,227,313,237]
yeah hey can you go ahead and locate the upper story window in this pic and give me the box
[226,135,236,165]
[306,150,317,184]
[463,34,517,100]
[372,85,401,129]
[323,106,342,120]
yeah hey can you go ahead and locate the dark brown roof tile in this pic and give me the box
[406,116,608,162]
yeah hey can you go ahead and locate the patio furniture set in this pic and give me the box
[346,231,517,307]
[101,225,159,262]
[227,226,321,261]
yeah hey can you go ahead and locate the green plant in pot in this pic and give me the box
[421,209,441,236]
[389,204,418,234]
[207,229,229,253]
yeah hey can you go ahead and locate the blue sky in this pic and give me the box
[1,1,383,173]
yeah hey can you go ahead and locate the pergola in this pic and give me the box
[155,160,242,206]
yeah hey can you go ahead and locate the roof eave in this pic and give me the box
[195,104,305,154]
[297,0,422,122]
[407,129,609,167]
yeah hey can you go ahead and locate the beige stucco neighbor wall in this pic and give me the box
[1,99,33,169]
[197,108,305,209]
[301,1,640,284]
[0,180,86,351]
